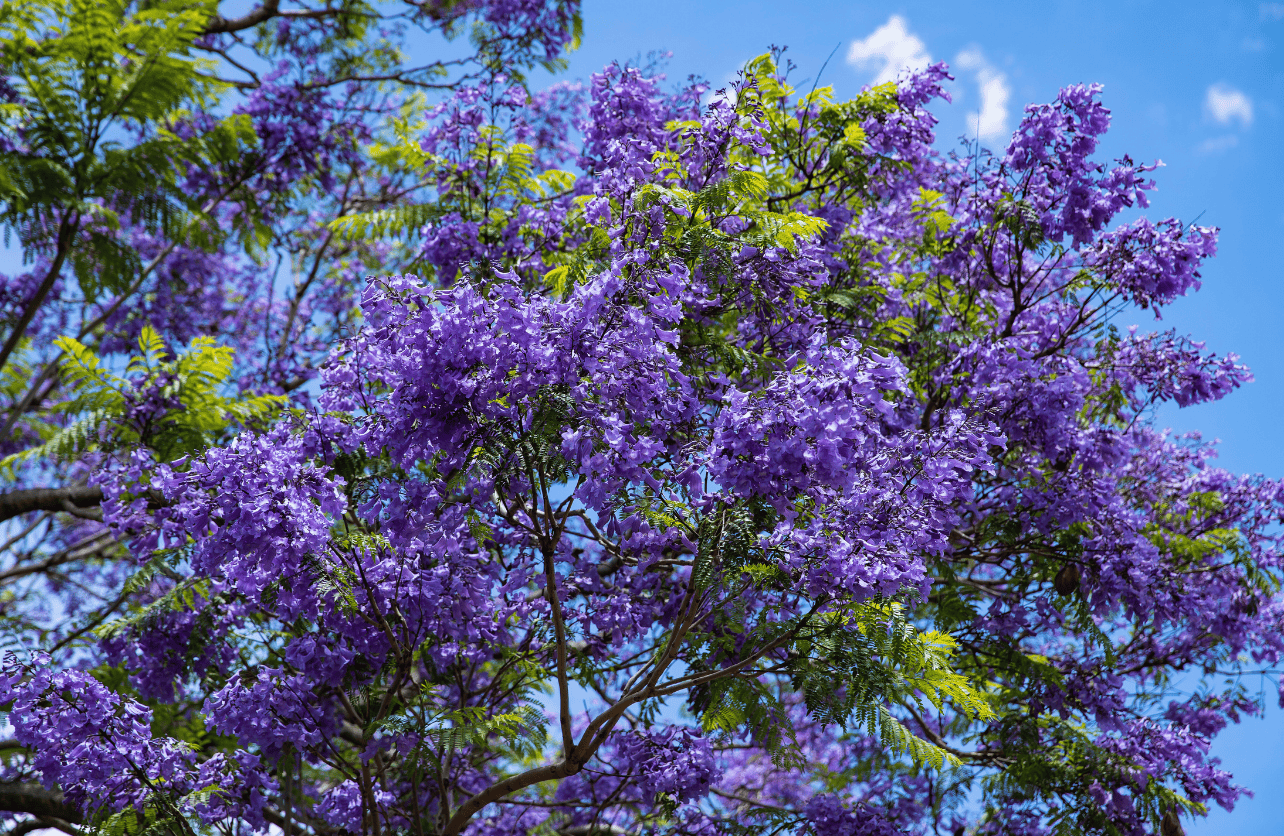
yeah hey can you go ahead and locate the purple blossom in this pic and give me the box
[614,727,719,803]
[2,36,1281,836]
[805,795,903,836]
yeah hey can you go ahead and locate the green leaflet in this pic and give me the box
[333,117,579,279]
[329,202,450,241]
[376,697,550,765]
[1,326,284,475]
[92,577,212,642]
[689,594,994,772]
[0,0,255,297]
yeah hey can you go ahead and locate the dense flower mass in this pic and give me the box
[1,652,277,827]
[805,796,902,836]
[614,727,719,802]
[1,7,1282,836]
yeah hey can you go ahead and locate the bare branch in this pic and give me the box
[202,0,280,34]
[203,1,370,35]
[441,761,579,836]
[0,531,118,583]
[1,818,49,836]
[0,486,103,524]
[0,215,78,376]
[0,784,82,825]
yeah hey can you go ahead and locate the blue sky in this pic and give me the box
[543,1,1284,832]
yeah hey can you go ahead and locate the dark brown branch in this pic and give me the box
[0,216,78,376]
[58,499,102,522]
[0,784,82,824]
[203,1,361,35]
[202,0,280,34]
[1,818,48,836]
[31,818,80,836]
[0,486,103,523]
[0,531,117,583]
[441,761,580,836]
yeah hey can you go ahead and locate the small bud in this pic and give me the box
[1053,563,1081,596]
[1161,809,1184,836]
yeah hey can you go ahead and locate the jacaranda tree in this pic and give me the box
[0,5,1281,836]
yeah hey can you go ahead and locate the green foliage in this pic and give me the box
[685,501,994,770]
[1,325,283,474]
[380,700,551,765]
[0,0,246,296]
[92,575,211,643]
[733,50,899,215]
[329,201,449,241]
[331,113,580,279]
[792,602,993,768]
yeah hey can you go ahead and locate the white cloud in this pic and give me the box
[1262,3,1284,20]
[1198,134,1240,153]
[1204,83,1254,128]
[847,15,932,86]
[955,46,1011,144]
[704,68,742,107]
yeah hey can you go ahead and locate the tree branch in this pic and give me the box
[0,784,82,824]
[202,0,280,34]
[441,761,579,836]
[0,486,103,523]
[203,1,364,35]
[0,531,117,583]
[31,818,81,836]
[1,818,49,836]
[0,215,78,377]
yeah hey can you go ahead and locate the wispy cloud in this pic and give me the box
[955,46,1011,144]
[847,15,932,86]
[1198,134,1240,154]
[1262,2,1284,20]
[1204,83,1254,128]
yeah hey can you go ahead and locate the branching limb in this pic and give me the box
[202,0,281,34]
[0,785,82,825]
[0,215,79,376]
[0,486,103,524]
[0,530,117,583]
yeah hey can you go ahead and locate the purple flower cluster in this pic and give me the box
[614,727,719,803]
[0,653,275,827]
[805,795,903,836]
[710,340,1000,601]
[3,32,1282,836]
